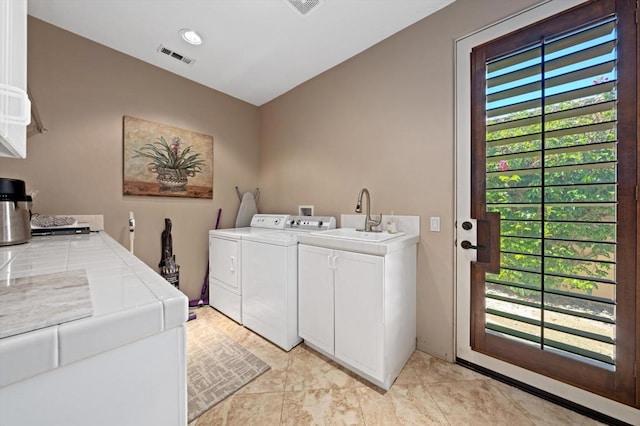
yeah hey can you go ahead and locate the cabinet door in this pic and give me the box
[0,0,28,158]
[298,244,334,354]
[209,237,239,293]
[334,251,384,380]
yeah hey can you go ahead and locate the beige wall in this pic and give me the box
[259,0,541,360]
[2,1,543,361]
[0,17,260,301]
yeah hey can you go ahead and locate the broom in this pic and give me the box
[188,208,221,317]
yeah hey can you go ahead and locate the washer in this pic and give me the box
[241,215,336,351]
[208,214,289,323]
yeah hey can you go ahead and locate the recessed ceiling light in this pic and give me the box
[179,29,202,45]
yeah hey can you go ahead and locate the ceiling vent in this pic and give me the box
[157,45,195,65]
[286,0,323,16]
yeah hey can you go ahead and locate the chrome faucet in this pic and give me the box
[355,188,382,232]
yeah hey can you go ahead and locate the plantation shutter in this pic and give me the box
[469,0,636,406]
[483,16,620,367]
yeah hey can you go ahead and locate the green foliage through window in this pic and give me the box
[483,17,618,365]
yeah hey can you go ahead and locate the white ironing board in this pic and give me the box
[235,192,258,227]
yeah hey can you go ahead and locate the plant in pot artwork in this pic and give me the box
[133,136,206,191]
[123,116,213,199]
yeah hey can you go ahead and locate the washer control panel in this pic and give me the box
[286,216,336,232]
[249,214,290,229]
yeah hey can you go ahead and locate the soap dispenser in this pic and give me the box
[386,211,398,234]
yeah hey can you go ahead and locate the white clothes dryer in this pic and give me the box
[241,216,336,350]
[208,214,289,323]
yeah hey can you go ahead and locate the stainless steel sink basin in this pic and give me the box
[311,228,405,242]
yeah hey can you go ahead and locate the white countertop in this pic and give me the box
[0,270,93,338]
[297,232,419,255]
[297,214,420,255]
[0,232,188,388]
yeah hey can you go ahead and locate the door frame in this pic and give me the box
[453,0,638,423]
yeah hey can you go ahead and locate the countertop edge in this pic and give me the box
[297,233,420,255]
[0,232,188,388]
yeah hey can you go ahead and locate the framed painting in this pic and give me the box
[123,116,213,199]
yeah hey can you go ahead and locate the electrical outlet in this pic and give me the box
[430,216,441,232]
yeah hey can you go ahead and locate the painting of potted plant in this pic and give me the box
[123,116,213,199]
[133,136,206,192]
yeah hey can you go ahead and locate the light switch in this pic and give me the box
[430,217,441,232]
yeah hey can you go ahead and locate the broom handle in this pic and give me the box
[215,208,222,230]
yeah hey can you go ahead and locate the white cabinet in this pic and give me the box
[299,246,384,380]
[0,232,187,426]
[298,245,336,354]
[0,0,30,158]
[209,235,242,323]
[298,243,415,390]
[334,249,384,379]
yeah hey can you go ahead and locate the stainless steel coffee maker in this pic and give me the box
[0,178,32,246]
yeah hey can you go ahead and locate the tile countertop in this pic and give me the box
[0,269,93,339]
[0,232,188,388]
[297,214,420,256]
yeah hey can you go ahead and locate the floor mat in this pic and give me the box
[187,314,270,422]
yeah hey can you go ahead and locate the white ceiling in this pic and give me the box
[27,0,454,106]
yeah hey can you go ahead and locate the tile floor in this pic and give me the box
[188,306,603,425]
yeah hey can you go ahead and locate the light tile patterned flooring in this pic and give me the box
[189,306,602,425]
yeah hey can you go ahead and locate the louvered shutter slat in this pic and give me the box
[483,15,618,366]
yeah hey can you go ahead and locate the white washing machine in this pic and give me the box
[241,216,336,351]
[208,214,289,323]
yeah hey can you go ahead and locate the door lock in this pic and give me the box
[462,221,473,230]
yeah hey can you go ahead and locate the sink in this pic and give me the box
[311,228,405,242]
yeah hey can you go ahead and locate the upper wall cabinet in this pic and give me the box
[0,0,30,158]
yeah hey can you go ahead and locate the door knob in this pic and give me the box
[460,212,500,273]
[460,240,479,250]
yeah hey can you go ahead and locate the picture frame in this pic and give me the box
[123,116,213,199]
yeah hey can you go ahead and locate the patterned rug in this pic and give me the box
[187,314,270,422]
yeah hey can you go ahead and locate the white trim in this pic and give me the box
[454,0,639,423]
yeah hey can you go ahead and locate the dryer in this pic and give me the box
[208,214,288,323]
[241,216,335,350]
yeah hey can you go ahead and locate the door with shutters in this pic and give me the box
[459,0,637,406]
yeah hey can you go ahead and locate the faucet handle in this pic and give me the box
[364,214,382,232]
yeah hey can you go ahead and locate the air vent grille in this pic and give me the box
[286,0,323,16]
[157,45,195,65]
